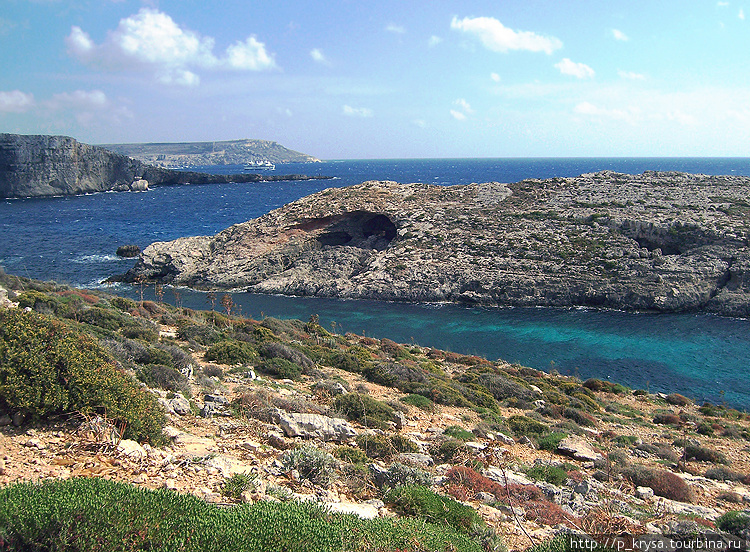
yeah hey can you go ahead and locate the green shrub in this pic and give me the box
[280,444,337,487]
[355,434,418,459]
[0,477,484,552]
[526,464,568,486]
[371,463,432,490]
[259,342,313,369]
[443,425,475,441]
[16,290,60,314]
[221,473,258,500]
[507,415,549,436]
[178,323,222,346]
[529,534,614,552]
[136,364,190,395]
[432,438,468,463]
[333,393,395,429]
[205,340,256,365]
[385,485,482,535]
[325,350,367,373]
[400,393,436,411]
[0,309,165,442]
[716,511,750,536]
[258,357,302,380]
[334,445,369,464]
[666,393,692,406]
[537,432,568,452]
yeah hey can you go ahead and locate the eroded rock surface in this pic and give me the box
[125,172,750,315]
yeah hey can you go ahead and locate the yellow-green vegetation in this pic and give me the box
[0,308,165,442]
[0,477,484,552]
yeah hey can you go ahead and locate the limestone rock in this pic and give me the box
[123,172,750,316]
[557,436,604,462]
[271,409,357,442]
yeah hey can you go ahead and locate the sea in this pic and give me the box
[2,157,750,408]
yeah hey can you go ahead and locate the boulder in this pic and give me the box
[271,409,357,442]
[557,436,604,462]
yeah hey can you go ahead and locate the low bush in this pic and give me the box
[537,432,568,451]
[258,357,302,380]
[704,467,746,482]
[507,415,550,436]
[334,446,369,464]
[716,511,750,536]
[526,464,569,486]
[280,445,337,487]
[355,433,419,459]
[653,412,682,425]
[443,425,475,441]
[371,463,432,490]
[259,342,313,369]
[431,438,468,463]
[136,364,190,395]
[666,393,693,406]
[221,473,258,500]
[205,340,256,365]
[385,485,482,535]
[0,477,484,552]
[683,443,728,465]
[400,393,436,411]
[623,465,693,503]
[333,393,395,429]
[0,309,165,442]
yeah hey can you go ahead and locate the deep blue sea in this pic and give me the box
[2,157,750,408]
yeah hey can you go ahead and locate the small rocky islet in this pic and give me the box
[125,170,750,317]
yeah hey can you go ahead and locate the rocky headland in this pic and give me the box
[101,138,321,168]
[0,133,329,198]
[125,171,750,316]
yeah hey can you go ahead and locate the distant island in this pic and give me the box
[124,171,750,317]
[0,134,328,198]
[101,138,321,168]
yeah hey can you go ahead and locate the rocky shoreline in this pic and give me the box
[124,171,750,316]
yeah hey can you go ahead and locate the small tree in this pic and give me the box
[221,293,234,317]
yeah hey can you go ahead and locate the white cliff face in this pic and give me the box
[127,174,750,316]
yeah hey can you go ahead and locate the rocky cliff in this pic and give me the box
[0,134,329,198]
[124,171,750,316]
[101,139,321,168]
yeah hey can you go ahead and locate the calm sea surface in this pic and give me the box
[2,158,750,408]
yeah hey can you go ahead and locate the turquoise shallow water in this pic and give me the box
[1,158,750,408]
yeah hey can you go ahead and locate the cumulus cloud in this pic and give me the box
[740,8,746,19]
[555,58,595,78]
[428,35,443,47]
[612,29,629,41]
[0,90,35,113]
[386,23,406,34]
[450,16,562,54]
[343,105,373,117]
[450,110,466,121]
[491,72,501,82]
[66,8,276,86]
[454,98,474,113]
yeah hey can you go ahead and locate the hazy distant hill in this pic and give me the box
[101,139,321,168]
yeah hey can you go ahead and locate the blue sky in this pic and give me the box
[1,0,749,159]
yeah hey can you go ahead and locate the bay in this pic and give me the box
[1,157,750,408]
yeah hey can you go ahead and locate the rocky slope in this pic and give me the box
[125,171,750,316]
[1,278,750,551]
[101,139,321,168]
[0,134,329,198]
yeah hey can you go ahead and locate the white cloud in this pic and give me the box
[0,90,35,112]
[46,89,109,110]
[66,8,276,86]
[618,70,646,80]
[450,16,562,54]
[717,1,729,6]
[612,29,629,41]
[574,101,637,122]
[450,109,466,121]
[310,48,328,64]
[343,105,373,117]
[555,58,595,78]
[740,8,746,19]
[386,23,406,34]
[453,98,474,114]
[428,35,443,47]
[491,72,501,82]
